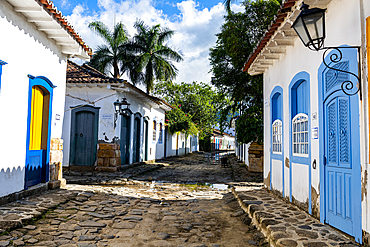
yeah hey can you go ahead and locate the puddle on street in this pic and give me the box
[210,183,229,190]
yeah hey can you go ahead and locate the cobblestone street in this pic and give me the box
[0,152,266,247]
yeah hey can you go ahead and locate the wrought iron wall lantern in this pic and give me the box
[291,3,361,98]
[113,97,130,128]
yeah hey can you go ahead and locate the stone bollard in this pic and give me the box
[49,138,66,189]
[248,142,263,172]
[96,143,121,172]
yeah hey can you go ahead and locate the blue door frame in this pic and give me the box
[270,86,284,195]
[318,47,362,243]
[288,72,311,213]
[25,75,55,189]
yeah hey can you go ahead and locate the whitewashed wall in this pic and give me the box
[62,86,169,165]
[263,0,362,223]
[0,2,67,197]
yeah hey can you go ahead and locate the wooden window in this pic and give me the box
[292,113,309,155]
[159,123,163,143]
[271,91,282,154]
[272,119,282,153]
[291,80,309,156]
[153,120,156,142]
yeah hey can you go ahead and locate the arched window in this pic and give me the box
[291,80,309,156]
[153,120,156,142]
[272,119,282,153]
[292,113,308,155]
[159,123,163,143]
[271,91,282,154]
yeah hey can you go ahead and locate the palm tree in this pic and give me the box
[87,21,131,79]
[129,20,183,93]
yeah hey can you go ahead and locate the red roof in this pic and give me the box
[37,0,92,56]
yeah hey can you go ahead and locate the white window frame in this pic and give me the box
[272,119,282,154]
[292,113,309,157]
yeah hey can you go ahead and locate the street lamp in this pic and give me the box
[292,3,326,51]
[113,97,130,116]
[291,3,361,97]
[113,97,130,128]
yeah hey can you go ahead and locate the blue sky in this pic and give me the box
[54,0,242,84]
[53,0,225,19]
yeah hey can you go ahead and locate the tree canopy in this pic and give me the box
[209,0,281,144]
[88,20,183,93]
[87,21,130,79]
[153,81,229,140]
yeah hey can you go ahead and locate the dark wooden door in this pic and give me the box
[75,111,95,166]
[133,117,141,163]
[70,105,99,167]
[144,120,148,161]
[120,115,130,164]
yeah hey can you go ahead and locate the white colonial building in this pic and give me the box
[62,61,198,171]
[0,0,90,198]
[244,0,370,243]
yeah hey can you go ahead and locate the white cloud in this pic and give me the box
[67,0,229,84]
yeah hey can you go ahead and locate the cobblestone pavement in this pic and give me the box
[0,152,267,247]
[233,188,359,247]
[0,152,360,246]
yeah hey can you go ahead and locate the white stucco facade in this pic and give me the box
[249,0,370,243]
[62,63,199,167]
[0,1,89,197]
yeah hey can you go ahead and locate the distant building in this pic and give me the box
[211,129,235,151]
[62,61,198,171]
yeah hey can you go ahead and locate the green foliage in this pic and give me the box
[88,20,183,93]
[209,0,281,144]
[165,107,198,136]
[87,21,130,79]
[154,81,229,140]
[128,20,184,93]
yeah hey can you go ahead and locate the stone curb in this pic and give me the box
[232,187,359,247]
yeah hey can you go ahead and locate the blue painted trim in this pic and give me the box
[288,71,312,214]
[270,86,284,195]
[318,45,362,243]
[25,76,54,190]
[28,75,56,88]
[0,60,7,93]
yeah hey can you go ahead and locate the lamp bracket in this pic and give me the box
[320,46,361,100]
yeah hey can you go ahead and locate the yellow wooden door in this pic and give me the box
[29,86,44,150]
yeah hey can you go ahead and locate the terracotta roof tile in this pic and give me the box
[36,0,92,56]
[243,0,298,72]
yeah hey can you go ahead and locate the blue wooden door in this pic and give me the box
[75,111,95,166]
[320,50,361,242]
[324,94,354,235]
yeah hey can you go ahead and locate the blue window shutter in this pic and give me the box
[292,80,308,117]
[0,60,7,92]
[328,100,337,163]
[272,93,281,122]
[339,99,349,163]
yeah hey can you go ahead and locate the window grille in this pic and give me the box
[272,119,282,153]
[292,113,309,156]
